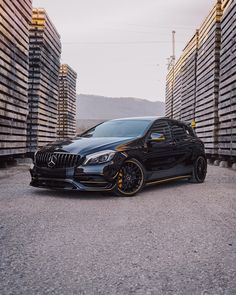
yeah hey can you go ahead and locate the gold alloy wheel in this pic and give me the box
[116,159,144,196]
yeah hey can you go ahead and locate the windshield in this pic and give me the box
[80,119,152,138]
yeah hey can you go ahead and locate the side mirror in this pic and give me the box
[149,132,166,142]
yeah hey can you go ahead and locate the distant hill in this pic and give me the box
[76,94,165,132]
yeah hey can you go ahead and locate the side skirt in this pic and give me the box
[145,175,191,186]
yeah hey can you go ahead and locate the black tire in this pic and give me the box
[189,155,207,183]
[114,158,145,196]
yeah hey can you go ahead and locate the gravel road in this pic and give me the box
[0,165,235,295]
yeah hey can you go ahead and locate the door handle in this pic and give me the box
[168,142,176,147]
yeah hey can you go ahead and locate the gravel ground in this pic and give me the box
[0,165,235,295]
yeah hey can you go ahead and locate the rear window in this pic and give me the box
[171,125,188,141]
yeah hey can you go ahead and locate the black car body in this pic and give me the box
[30,117,207,196]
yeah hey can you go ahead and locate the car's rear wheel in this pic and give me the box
[114,158,145,196]
[189,155,207,183]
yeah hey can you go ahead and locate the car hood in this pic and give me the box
[40,137,141,155]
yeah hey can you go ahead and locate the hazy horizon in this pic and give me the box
[76,94,165,121]
[76,92,164,102]
[33,0,215,102]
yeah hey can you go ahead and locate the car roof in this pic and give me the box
[110,116,190,126]
[111,116,161,122]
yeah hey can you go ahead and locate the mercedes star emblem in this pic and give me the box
[48,154,57,168]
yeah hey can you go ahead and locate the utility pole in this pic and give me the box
[172,30,176,65]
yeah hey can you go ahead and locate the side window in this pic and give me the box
[184,126,195,137]
[171,124,188,141]
[150,121,172,142]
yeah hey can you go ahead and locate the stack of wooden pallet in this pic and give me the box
[27,8,61,153]
[218,0,236,159]
[0,0,32,157]
[165,66,174,118]
[181,32,198,123]
[57,64,77,139]
[195,0,222,156]
[172,56,183,120]
[165,32,199,123]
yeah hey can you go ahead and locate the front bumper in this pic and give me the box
[30,158,124,191]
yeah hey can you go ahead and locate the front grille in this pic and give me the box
[35,152,81,168]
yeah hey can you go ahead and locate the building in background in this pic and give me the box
[165,0,236,161]
[27,8,61,153]
[57,64,77,139]
[0,0,32,157]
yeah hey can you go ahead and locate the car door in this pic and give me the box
[169,122,194,176]
[143,120,177,180]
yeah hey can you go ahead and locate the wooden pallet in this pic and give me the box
[27,8,61,153]
[0,0,32,156]
[57,64,77,139]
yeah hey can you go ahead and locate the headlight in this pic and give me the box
[83,150,116,165]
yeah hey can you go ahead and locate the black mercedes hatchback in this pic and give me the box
[30,117,207,196]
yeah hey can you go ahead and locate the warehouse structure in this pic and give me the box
[57,64,77,139]
[0,0,32,156]
[165,0,236,161]
[27,8,61,153]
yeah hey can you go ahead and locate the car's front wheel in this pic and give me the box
[114,158,145,196]
[189,155,207,183]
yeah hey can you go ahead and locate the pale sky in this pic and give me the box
[33,0,215,101]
